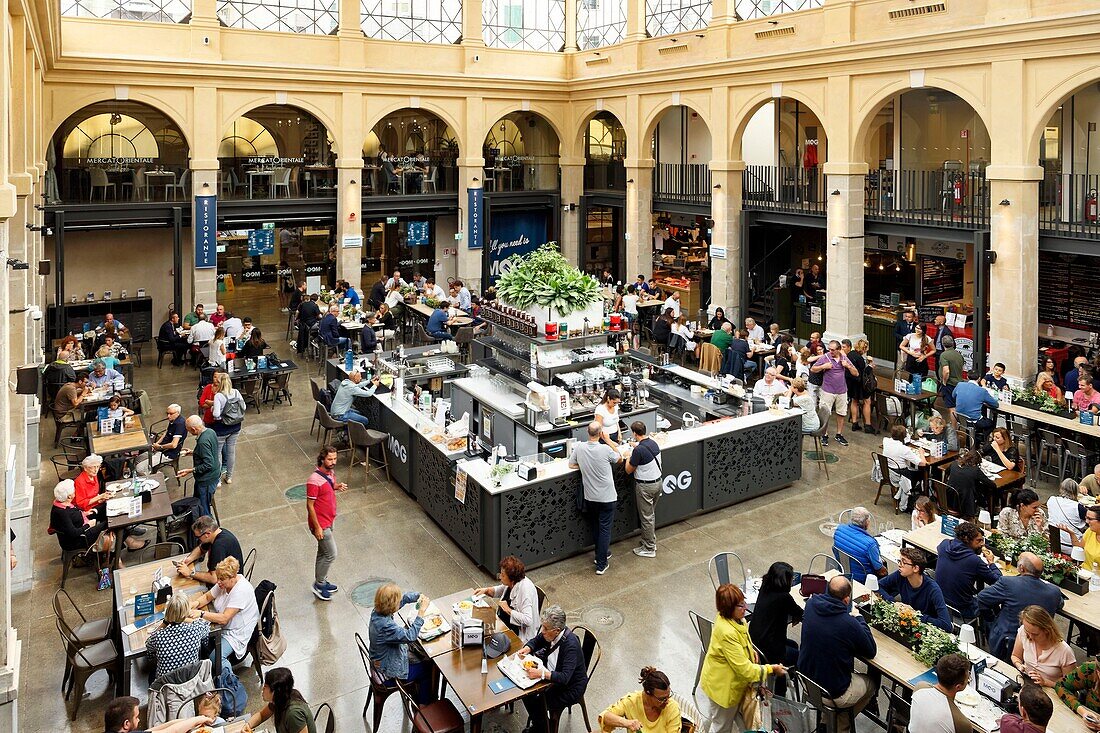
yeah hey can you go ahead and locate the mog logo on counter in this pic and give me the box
[662,471,692,494]
[387,435,407,463]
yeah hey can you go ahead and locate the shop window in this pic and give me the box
[482,0,565,52]
[733,0,821,21]
[217,0,339,34]
[61,0,191,23]
[363,109,460,195]
[361,0,462,43]
[483,112,561,192]
[576,0,625,49]
[645,0,710,38]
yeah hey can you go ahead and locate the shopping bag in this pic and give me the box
[767,695,815,733]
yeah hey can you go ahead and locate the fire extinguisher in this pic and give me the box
[1086,189,1098,223]
[953,176,963,205]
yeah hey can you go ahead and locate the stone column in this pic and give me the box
[823,163,868,343]
[335,163,364,291]
[986,166,1042,380]
[563,0,578,51]
[189,0,221,58]
[457,159,486,293]
[624,0,646,42]
[710,0,736,25]
[624,160,653,282]
[559,158,584,266]
[462,0,486,47]
[709,161,745,322]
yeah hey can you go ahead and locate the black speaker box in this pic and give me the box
[15,366,39,395]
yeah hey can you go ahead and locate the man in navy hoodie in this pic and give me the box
[799,576,878,732]
[877,547,952,631]
[934,521,1003,620]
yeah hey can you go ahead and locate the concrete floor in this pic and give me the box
[14,284,1056,733]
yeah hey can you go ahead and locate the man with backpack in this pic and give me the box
[625,421,663,558]
[307,445,347,601]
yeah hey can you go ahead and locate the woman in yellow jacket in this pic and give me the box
[699,583,787,733]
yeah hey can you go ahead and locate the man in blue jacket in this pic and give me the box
[877,547,952,631]
[426,307,455,341]
[977,552,1065,660]
[319,304,349,351]
[953,377,999,446]
[799,576,878,732]
[518,605,589,733]
[833,507,886,583]
[933,521,1002,619]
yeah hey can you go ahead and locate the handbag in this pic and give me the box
[767,696,815,733]
[799,573,827,597]
[257,592,287,665]
[738,683,767,731]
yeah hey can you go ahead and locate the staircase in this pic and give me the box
[747,287,776,325]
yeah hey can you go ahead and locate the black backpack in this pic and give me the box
[860,365,877,395]
[254,579,278,637]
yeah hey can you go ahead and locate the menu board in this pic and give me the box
[920,256,964,303]
[1038,251,1100,330]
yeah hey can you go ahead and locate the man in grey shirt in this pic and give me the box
[569,421,622,575]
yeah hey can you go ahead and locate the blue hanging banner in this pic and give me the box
[487,210,547,282]
[195,194,217,269]
[248,229,275,256]
[407,221,430,247]
[467,187,483,250]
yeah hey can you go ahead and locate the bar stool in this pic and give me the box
[1008,415,1036,486]
[1036,428,1063,484]
[955,414,975,451]
[1061,438,1094,483]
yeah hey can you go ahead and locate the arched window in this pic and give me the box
[483,0,565,52]
[217,0,339,34]
[577,0,626,49]
[361,0,462,44]
[645,0,710,37]
[218,117,279,158]
[63,114,162,160]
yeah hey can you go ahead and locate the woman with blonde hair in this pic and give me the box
[918,414,958,453]
[1035,371,1064,405]
[210,371,243,485]
[189,556,259,669]
[1010,605,1076,687]
[146,593,210,680]
[847,338,874,434]
[368,582,433,700]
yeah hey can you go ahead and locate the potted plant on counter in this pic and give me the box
[495,242,603,332]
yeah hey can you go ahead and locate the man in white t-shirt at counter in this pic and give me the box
[908,653,973,733]
[753,367,788,402]
[625,421,662,559]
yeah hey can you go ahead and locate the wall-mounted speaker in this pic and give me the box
[15,366,40,395]
[38,260,51,276]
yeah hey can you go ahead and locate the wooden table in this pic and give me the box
[87,414,151,456]
[877,374,938,427]
[994,400,1100,440]
[112,553,209,695]
[407,302,468,320]
[902,523,1100,636]
[417,588,547,733]
[789,578,1089,733]
[105,473,173,570]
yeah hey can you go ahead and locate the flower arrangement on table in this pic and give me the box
[866,599,961,667]
[340,303,361,321]
[985,532,1079,584]
[1011,385,1063,415]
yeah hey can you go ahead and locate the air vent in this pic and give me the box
[889,2,946,20]
[658,44,689,55]
[755,26,795,39]
[586,57,610,66]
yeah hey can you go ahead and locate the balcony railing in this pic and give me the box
[865,168,988,229]
[742,164,824,214]
[481,162,560,193]
[652,163,711,206]
[1039,173,1100,240]
[584,161,626,191]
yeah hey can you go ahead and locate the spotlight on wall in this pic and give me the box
[999,199,1011,206]
[350,179,357,185]
[627,178,634,184]
[473,177,480,183]
[713,184,721,190]
[201,182,212,194]
[6,258,29,271]
[830,189,840,196]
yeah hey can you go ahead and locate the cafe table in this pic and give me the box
[405,588,548,733]
[87,413,151,457]
[902,522,1100,636]
[248,170,274,198]
[112,553,213,696]
[106,472,172,558]
[789,574,1089,733]
[144,170,176,201]
[876,374,939,429]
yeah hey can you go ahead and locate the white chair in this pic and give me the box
[170,169,190,200]
[420,165,438,193]
[121,167,143,200]
[272,167,292,198]
[89,168,115,201]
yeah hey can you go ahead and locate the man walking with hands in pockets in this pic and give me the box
[307,445,347,601]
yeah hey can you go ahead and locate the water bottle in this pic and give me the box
[744,567,754,592]
[1091,563,1100,594]
[344,348,354,373]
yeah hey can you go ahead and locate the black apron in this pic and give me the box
[497,585,521,636]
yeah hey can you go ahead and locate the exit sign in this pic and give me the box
[386,216,398,224]
[263,222,274,229]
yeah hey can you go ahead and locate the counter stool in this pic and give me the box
[1008,416,1036,486]
[1061,438,1094,483]
[1037,428,1063,484]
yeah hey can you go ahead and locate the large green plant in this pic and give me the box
[495,242,601,317]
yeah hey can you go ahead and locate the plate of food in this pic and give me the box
[418,611,451,641]
[955,689,980,707]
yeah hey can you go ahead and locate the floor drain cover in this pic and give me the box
[352,577,394,607]
[285,484,307,501]
[242,423,279,436]
[804,450,840,464]
[577,605,624,630]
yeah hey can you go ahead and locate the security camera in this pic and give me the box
[30,307,42,321]
[203,36,210,45]
[473,54,480,62]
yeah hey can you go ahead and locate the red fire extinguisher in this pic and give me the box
[953,177,963,205]
[1086,189,1098,223]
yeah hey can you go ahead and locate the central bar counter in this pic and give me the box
[372,390,803,572]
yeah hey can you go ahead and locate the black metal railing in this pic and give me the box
[864,168,988,228]
[741,165,825,214]
[652,163,711,206]
[1039,173,1100,240]
[584,160,627,191]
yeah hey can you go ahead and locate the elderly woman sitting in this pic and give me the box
[918,415,958,453]
[146,593,210,682]
[188,556,259,669]
[50,479,114,559]
[1047,479,1089,553]
[518,605,590,733]
[475,555,540,641]
[368,582,433,701]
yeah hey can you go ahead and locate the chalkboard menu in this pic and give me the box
[917,305,945,323]
[1038,251,1100,330]
[920,256,964,303]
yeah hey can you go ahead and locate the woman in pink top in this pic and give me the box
[1010,605,1076,687]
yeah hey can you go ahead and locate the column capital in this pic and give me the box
[457,157,487,169]
[559,156,586,167]
[190,159,219,171]
[624,158,655,169]
[709,160,746,173]
[336,157,365,169]
[822,161,869,176]
[984,165,1044,182]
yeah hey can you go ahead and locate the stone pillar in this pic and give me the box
[335,163,364,291]
[559,159,584,267]
[624,160,653,282]
[624,0,646,42]
[189,0,221,58]
[462,0,486,47]
[458,159,486,294]
[823,163,868,343]
[564,0,578,51]
[986,166,1042,380]
[710,0,736,25]
[709,161,744,321]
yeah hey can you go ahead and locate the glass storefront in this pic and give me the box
[482,112,560,192]
[361,218,437,285]
[217,225,336,292]
[218,105,335,200]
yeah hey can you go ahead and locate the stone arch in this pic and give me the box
[46,91,193,159]
[221,97,340,156]
[640,96,714,155]
[729,88,829,161]
[364,100,465,150]
[478,106,567,154]
[569,100,629,161]
[1024,62,1100,164]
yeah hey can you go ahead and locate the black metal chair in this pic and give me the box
[242,547,257,581]
[566,625,602,731]
[263,371,293,407]
[796,671,858,733]
[57,618,118,720]
[872,452,901,512]
[357,631,403,728]
[313,702,335,733]
[394,678,464,733]
[930,478,964,517]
